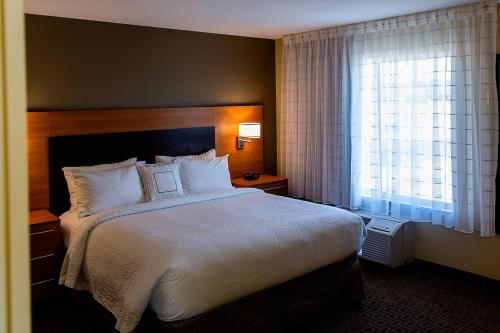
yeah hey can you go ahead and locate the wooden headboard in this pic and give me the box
[27,105,264,211]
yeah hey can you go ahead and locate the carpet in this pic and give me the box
[32,259,500,332]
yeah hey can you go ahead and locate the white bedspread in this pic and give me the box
[60,188,366,333]
[60,210,80,248]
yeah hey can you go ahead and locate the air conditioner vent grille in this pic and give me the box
[361,230,392,264]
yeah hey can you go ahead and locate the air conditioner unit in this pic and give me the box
[360,217,415,268]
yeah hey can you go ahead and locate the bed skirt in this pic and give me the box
[136,253,365,332]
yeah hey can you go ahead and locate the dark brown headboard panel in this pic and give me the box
[27,105,263,211]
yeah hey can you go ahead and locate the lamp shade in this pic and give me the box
[239,123,261,138]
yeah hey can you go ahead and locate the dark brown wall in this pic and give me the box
[25,14,276,173]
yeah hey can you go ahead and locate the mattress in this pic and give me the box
[59,188,366,333]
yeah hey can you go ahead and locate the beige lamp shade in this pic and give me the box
[239,123,261,138]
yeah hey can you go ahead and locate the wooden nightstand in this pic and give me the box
[29,210,63,301]
[232,175,289,196]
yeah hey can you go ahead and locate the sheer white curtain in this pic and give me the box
[350,0,498,236]
[281,0,498,236]
[280,33,352,205]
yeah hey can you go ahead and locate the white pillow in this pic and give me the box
[63,158,137,212]
[179,155,232,194]
[70,164,145,218]
[137,162,183,202]
[156,149,216,164]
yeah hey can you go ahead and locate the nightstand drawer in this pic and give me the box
[264,185,288,196]
[30,222,60,257]
[31,252,60,283]
[257,181,288,191]
[29,210,62,301]
[232,175,289,197]
[31,278,59,302]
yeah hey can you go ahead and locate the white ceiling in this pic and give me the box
[25,0,479,39]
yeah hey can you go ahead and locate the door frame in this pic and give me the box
[0,0,30,332]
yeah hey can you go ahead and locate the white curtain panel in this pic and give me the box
[350,0,498,236]
[280,34,353,205]
[281,0,498,236]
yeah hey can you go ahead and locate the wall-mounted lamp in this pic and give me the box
[237,122,261,149]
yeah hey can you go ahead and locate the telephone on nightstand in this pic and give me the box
[243,173,260,180]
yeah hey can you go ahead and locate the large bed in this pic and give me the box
[59,188,365,332]
[27,106,366,332]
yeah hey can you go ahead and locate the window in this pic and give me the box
[354,56,454,215]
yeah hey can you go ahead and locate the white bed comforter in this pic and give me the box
[60,188,366,333]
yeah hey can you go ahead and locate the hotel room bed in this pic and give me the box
[59,188,366,333]
[32,112,367,332]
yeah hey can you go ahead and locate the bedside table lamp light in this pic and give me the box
[237,123,260,149]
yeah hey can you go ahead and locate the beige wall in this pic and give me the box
[275,7,500,280]
[415,225,500,280]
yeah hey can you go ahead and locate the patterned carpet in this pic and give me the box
[32,260,500,332]
[306,260,500,333]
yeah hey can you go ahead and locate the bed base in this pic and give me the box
[136,253,364,332]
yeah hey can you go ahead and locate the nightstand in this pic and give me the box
[29,210,63,301]
[232,175,289,196]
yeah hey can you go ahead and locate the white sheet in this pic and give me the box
[60,188,366,333]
